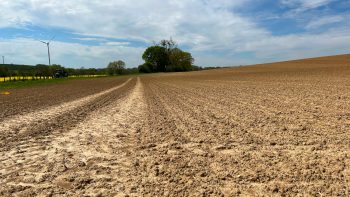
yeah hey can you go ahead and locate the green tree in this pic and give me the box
[49,64,64,78]
[160,38,177,55]
[168,48,194,72]
[142,46,168,72]
[138,62,153,73]
[0,66,9,81]
[140,39,194,73]
[66,68,76,76]
[35,64,50,79]
[107,65,115,76]
[107,60,126,75]
[87,68,97,76]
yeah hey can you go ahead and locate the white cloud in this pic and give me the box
[240,28,350,61]
[105,42,130,46]
[281,0,333,10]
[0,0,255,48]
[306,15,344,29]
[0,0,349,67]
[73,37,107,42]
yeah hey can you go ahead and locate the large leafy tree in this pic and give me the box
[107,60,125,75]
[160,38,177,55]
[140,39,194,73]
[138,62,153,73]
[168,48,194,72]
[142,46,168,72]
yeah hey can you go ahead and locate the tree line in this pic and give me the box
[106,39,201,75]
[0,64,107,82]
[0,39,208,82]
[0,62,140,82]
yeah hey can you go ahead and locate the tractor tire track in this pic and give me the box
[0,77,146,196]
[0,77,131,121]
[0,78,133,148]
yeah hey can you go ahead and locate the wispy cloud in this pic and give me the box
[73,37,107,42]
[306,15,344,29]
[281,0,333,11]
[105,42,130,46]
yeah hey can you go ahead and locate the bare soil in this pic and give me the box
[1,54,350,196]
[0,77,130,120]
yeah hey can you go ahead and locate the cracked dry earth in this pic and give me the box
[1,54,350,196]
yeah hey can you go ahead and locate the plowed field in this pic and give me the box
[1,54,350,196]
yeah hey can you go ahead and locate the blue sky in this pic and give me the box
[0,0,349,68]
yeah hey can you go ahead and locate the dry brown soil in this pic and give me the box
[1,54,350,196]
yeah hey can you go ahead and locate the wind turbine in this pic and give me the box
[38,36,55,66]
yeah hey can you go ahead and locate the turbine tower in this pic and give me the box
[38,36,55,66]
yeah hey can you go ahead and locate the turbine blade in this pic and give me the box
[35,39,47,44]
[48,35,56,43]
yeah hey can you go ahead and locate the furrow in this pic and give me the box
[0,78,132,135]
[0,77,146,196]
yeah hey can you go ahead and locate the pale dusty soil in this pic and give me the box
[1,54,350,196]
[0,77,130,120]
